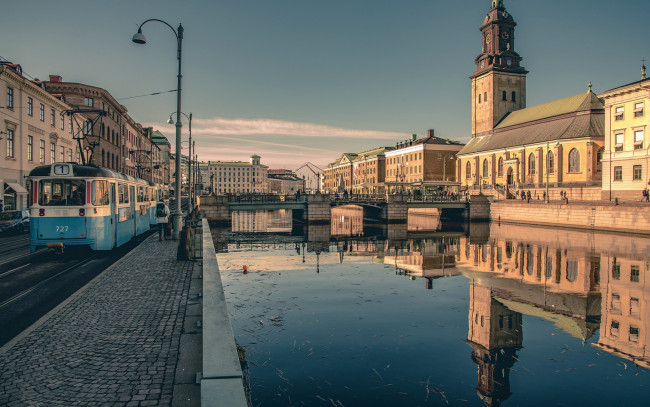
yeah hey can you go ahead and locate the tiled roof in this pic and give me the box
[459,114,603,155]
[459,91,604,156]
[495,91,603,129]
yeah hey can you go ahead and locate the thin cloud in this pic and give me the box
[146,116,406,139]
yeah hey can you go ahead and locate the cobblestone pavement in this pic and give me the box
[0,236,195,406]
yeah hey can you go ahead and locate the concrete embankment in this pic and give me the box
[490,199,650,235]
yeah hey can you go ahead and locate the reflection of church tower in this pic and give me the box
[471,0,528,138]
[468,282,523,407]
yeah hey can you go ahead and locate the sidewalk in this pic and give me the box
[0,234,201,407]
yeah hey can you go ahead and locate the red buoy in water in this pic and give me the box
[243,265,248,273]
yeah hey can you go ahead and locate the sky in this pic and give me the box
[2,0,648,171]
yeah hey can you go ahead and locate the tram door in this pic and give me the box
[110,183,116,248]
[129,186,136,237]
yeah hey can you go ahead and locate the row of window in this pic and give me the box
[609,321,640,343]
[614,129,645,151]
[614,102,645,121]
[5,132,79,164]
[478,90,517,104]
[613,165,645,181]
[388,152,422,165]
[466,148,593,179]
[6,87,75,134]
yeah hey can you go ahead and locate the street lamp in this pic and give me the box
[132,19,184,240]
[168,111,192,209]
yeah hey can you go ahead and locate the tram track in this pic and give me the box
[0,230,156,347]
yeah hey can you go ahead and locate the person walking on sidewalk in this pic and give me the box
[156,200,170,241]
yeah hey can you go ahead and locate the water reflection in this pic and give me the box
[214,209,650,406]
[232,209,293,233]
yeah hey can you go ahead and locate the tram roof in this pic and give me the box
[28,163,148,184]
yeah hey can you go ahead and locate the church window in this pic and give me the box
[482,159,489,177]
[512,91,516,102]
[596,148,603,172]
[547,151,554,174]
[484,92,487,101]
[568,148,580,173]
[528,153,536,175]
[498,157,504,176]
[502,91,507,101]
[478,94,481,103]
[465,162,472,179]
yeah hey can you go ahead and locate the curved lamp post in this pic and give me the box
[132,19,184,240]
[168,112,192,210]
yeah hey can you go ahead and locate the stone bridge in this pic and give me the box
[199,193,488,225]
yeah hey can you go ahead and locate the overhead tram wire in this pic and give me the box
[117,89,178,101]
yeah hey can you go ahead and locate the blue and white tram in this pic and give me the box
[28,163,158,252]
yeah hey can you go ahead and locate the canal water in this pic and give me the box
[213,206,650,406]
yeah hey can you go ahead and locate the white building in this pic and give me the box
[1,62,84,210]
[208,154,269,194]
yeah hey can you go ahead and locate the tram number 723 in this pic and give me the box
[56,226,69,232]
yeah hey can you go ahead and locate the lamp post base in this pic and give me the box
[171,210,183,240]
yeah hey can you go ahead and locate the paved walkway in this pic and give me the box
[0,235,199,407]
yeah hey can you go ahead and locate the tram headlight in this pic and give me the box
[79,208,85,217]
[39,209,45,216]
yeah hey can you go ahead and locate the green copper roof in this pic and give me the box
[496,91,604,129]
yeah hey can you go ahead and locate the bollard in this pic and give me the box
[177,226,190,260]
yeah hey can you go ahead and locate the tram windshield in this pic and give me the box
[39,180,86,206]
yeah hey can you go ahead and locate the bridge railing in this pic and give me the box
[327,192,463,203]
[226,194,306,204]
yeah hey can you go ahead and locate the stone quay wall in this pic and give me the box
[491,200,650,235]
[306,194,331,224]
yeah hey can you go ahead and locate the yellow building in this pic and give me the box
[598,69,650,201]
[457,0,604,201]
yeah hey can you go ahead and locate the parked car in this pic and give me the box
[0,210,30,235]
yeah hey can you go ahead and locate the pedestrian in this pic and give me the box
[643,188,649,202]
[156,200,170,241]
[527,190,531,201]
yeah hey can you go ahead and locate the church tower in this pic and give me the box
[471,0,528,138]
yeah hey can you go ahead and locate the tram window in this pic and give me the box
[118,183,129,204]
[39,180,85,206]
[91,181,110,205]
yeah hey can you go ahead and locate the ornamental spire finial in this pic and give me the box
[492,0,504,8]
[642,59,647,80]
[588,81,592,93]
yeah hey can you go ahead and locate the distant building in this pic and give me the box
[267,169,303,194]
[151,129,171,188]
[385,131,463,192]
[0,61,85,211]
[598,69,650,201]
[208,154,269,194]
[294,162,322,194]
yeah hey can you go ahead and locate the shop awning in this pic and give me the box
[5,182,28,194]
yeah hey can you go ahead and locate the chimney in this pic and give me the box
[428,129,435,138]
[412,134,417,141]
[49,75,62,83]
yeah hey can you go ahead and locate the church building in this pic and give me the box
[456,0,605,201]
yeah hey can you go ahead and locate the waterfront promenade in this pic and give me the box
[0,235,202,406]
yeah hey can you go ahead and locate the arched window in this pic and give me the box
[566,261,578,282]
[512,91,516,102]
[101,149,105,166]
[547,151,555,174]
[478,94,482,103]
[498,157,504,177]
[466,161,472,179]
[502,90,507,101]
[568,148,580,173]
[528,153,536,175]
[483,159,489,177]
[545,257,553,278]
[484,92,487,102]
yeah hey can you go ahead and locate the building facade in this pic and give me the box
[208,154,269,194]
[322,153,357,193]
[457,0,604,200]
[350,147,392,194]
[598,73,650,201]
[43,75,155,183]
[1,62,84,210]
[385,131,463,191]
[267,169,304,195]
